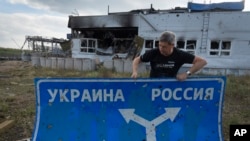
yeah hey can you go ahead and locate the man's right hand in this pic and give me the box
[131,56,141,79]
[131,72,138,78]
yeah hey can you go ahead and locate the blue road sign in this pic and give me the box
[32,77,226,141]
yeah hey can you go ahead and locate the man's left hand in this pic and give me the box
[176,72,188,81]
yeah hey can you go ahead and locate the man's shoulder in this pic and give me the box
[140,48,160,61]
[173,47,195,61]
[174,47,183,53]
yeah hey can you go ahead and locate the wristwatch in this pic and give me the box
[186,71,192,76]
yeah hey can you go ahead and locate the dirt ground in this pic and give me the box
[0,61,35,141]
[0,60,249,141]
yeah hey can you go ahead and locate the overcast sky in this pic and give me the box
[0,0,249,49]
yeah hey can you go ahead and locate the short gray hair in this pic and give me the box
[159,31,175,45]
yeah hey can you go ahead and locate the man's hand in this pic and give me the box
[176,72,188,81]
[131,72,138,79]
[131,56,141,79]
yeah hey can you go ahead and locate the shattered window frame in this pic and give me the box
[209,40,231,56]
[80,38,97,53]
[176,40,196,54]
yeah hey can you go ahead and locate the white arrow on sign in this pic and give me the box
[119,107,181,141]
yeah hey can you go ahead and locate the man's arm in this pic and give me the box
[176,56,207,81]
[131,56,141,78]
[189,56,207,74]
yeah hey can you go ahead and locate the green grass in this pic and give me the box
[0,61,249,141]
[0,47,22,56]
[222,75,250,140]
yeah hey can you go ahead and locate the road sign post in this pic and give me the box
[32,77,226,141]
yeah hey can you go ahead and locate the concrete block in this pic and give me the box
[65,58,74,70]
[31,56,40,67]
[82,59,95,71]
[57,58,65,69]
[51,57,57,69]
[123,60,132,73]
[74,58,83,71]
[40,57,46,67]
[103,60,113,69]
[114,59,124,73]
[45,58,52,68]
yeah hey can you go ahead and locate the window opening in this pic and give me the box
[209,40,231,56]
[177,40,196,54]
[145,40,154,48]
[155,40,159,48]
[80,39,96,53]
[177,40,185,49]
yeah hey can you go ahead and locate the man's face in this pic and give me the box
[159,41,174,56]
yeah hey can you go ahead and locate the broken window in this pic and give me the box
[177,40,185,49]
[155,40,159,48]
[88,39,96,53]
[186,40,196,54]
[75,28,138,56]
[186,40,196,50]
[209,40,231,56]
[177,40,196,54]
[145,40,154,48]
[221,41,231,56]
[80,39,96,53]
[113,38,133,53]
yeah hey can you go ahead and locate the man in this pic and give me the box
[131,31,207,81]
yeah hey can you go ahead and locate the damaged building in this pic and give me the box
[67,1,250,75]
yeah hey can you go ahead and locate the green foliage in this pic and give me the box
[60,41,71,52]
[0,47,22,56]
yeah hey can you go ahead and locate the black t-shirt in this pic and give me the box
[140,48,195,78]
